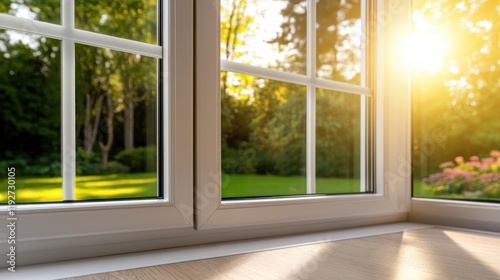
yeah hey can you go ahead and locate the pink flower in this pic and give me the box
[469,156,479,161]
[455,156,464,163]
[491,150,500,157]
[439,161,454,169]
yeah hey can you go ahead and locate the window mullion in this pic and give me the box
[360,0,368,192]
[62,0,76,201]
[306,0,316,194]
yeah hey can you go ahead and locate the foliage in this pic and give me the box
[222,143,257,175]
[0,155,60,177]
[1,0,157,176]
[220,0,362,178]
[423,151,500,199]
[100,161,130,174]
[115,146,156,173]
[0,33,61,161]
[76,148,101,175]
[412,0,500,180]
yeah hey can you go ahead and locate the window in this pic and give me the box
[0,0,193,264]
[195,0,406,230]
[410,0,500,231]
[219,0,373,199]
[1,1,160,203]
[11,0,498,268]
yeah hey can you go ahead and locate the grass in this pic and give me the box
[222,174,361,198]
[2,173,497,203]
[0,173,157,203]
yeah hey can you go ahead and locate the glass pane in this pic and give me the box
[220,0,307,74]
[316,89,361,193]
[0,0,60,24]
[0,30,62,204]
[221,71,306,198]
[75,44,157,201]
[412,0,500,201]
[75,0,157,44]
[316,0,362,84]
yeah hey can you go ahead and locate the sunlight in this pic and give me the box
[443,230,500,275]
[220,0,287,68]
[406,23,450,73]
[18,188,62,201]
[22,177,62,184]
[395,231,436,279]
[76,178,157,188]
[77,187,146,198]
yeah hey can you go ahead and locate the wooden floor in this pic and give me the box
[68,228,500,280]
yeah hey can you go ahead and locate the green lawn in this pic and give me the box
[222,174,361,198]
[0,173,157,203]
[1,173,363,203]
[3,173,496,203]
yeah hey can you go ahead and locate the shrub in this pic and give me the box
[0,155,61,177]
[115,146,157,173]
[101,161,130,174]
[423,150,500,198]
[221,145,256,174]
[76,148,101,175]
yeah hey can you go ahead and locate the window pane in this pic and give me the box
[220,0,307,75]
[316,0,362,84]
[0,0,60,24]
[221,71,306,198]
[0,30,62,203]
[412,0,500,201]
[75,44,158,201]
[316,89,361,193]
[75,0,157,44]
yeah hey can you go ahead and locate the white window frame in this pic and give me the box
[194,0,410,230]
[0,0,496,267]
[0,0,193,262]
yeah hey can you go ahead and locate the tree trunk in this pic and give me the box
[83,93,104,152]
[99,92,114,168]
[124,78,134,150]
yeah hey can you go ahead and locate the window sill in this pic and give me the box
[410,198,500,232]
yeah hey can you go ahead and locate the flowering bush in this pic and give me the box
[423,150,500,199]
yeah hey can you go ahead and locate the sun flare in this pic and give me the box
[407,21,451,73]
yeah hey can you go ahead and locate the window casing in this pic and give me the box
[1,0,498,268]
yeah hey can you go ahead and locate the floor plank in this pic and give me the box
[67,228,500,280]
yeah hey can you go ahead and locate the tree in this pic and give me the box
[270,0,361,82]
[74,0,157,165]
[0,34,61,159]
[0,0,158,173]
[268,0,363,177]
